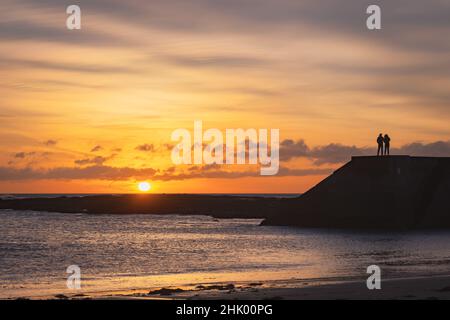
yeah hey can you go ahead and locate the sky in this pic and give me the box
[1,0,449,193]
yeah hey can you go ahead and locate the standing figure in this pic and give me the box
[377,133,384,156]
[384,134,391,156]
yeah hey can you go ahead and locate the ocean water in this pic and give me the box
[1,209,450,298]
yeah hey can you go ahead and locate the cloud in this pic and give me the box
[90,145,103,152]
[396,141,450,157]
[0,18,137,47]
[162,143,175,151]
[17,0,446,50]
[280,139,450,165]
[0,107,58,120]
[2,0,449,119]
[0,165,158,181]
[43,139,57,146]
[279,139,309,161]
[0,57,140,74]
[10,152,53,165]
[74,155,115,166]
[14,152,36,159]
[153,166,331,181]
[135,144,155,152]
[5,139,448,182]
[0,163,330,182]
[169,138,450,167]
[7,0,449,56]
[11,139,445,183]
[308,144,372,165]
[162,54,268,69]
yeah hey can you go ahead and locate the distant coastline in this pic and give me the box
[0,194,292,220]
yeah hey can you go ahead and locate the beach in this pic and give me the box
[12,276,450,300]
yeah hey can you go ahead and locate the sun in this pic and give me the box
[138,181,151,192]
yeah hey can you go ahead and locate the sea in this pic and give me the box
[1,194,450,298]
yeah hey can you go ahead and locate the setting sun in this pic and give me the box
[138,181,151,192]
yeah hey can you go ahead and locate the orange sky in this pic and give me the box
[1,0,449,193]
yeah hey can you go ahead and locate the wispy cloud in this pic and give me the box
[90,145,102,152]
[0,164,330,181]
[2,139,448,182]
[14,151,36,159]
[135,144,155,152]
[43,139,57,146]
[74,154,116,166]
[0,165,158,181]
[0,57,141,74]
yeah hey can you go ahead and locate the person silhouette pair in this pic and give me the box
[377,133,391,156]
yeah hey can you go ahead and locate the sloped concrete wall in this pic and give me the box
[263,156,450,229]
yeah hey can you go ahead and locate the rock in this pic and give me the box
[249,282,263,286]
[148,288,184,296]
[437,286,450,292]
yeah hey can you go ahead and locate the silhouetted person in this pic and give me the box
[377,133,384,156]
[384,134,391,156]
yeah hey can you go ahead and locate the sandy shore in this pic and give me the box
[18,275,450,300]
[176,276,450,300]
[184,276,450,300]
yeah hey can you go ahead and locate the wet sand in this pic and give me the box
[20,275,450,300]
[182,276,450,300]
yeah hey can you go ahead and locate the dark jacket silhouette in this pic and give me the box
[377,134,384,156]
[384,134,391,155]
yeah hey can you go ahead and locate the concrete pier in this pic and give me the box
[262,156,450,229]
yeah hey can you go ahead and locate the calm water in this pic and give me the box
[1,209,450,298]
